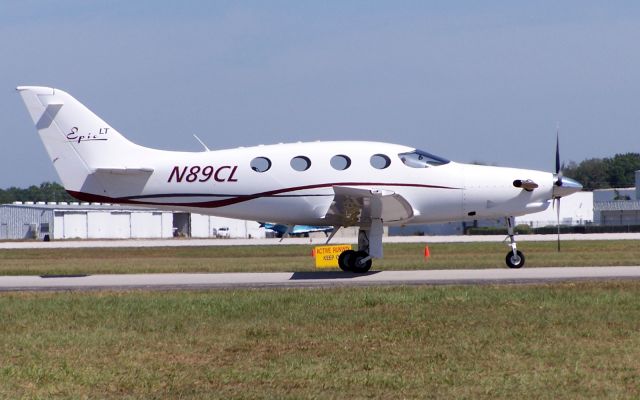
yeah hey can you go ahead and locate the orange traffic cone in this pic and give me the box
[424,245,430,259]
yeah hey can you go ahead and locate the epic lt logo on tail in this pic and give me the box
[66,127,110,143]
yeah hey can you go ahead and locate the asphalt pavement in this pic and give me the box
[1,267,639,292]
[1,232,640,249]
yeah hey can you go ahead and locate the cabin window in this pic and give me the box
[250,157,272,172]
[290,156,312,171]
[370,154,391,169]
[398,149,449,168]
[330,155,351,170]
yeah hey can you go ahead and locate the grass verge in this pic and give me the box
[0,240,639,275]
[1,282,639,398]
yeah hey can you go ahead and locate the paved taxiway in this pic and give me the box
[2,232,640,249]
[1,267,640,292]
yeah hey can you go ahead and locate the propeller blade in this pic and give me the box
[555,131,563,187]
[556,198,561,252]
[555,133,560,175]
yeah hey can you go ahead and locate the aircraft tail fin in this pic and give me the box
[16,86,149,195]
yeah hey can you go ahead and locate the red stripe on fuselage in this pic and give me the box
[67,182,460,208]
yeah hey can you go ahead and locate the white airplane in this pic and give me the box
[17,86,582,272]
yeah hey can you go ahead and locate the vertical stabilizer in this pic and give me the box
[16,86,146,194]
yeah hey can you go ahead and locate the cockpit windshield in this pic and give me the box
[398,149,450,168]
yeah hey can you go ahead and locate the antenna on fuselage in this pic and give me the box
[193,134,211,151]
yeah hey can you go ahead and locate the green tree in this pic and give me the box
[0,182,75,203]
[563,158,609,190]
[606,153,640,188]
[564,153,640,191]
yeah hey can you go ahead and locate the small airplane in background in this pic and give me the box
[259,222,333,238]
[17,86,582,272]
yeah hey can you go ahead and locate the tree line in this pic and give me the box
[0,182,76,204]
[564,153,640,191]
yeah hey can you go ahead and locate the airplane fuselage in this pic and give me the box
[67,140,554,227]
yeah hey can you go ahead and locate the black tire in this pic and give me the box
[505,250,525,269]
[350,250,372,273]
[338,250,356,272]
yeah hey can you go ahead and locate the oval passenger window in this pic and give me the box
[370,154,391,169]
[250,157,272,172]
[330,155,351,170]
[290,156,312,171]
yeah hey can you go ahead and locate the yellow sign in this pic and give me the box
[314,244,353,268]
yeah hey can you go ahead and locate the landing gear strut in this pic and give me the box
[505,216,525,268]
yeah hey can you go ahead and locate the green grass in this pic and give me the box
[0,240,639,275]
[1,282,639,398]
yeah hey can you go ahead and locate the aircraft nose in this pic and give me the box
[553,176,583,198]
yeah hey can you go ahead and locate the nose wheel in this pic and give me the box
[505,216,525,269]
[506,250,525,269]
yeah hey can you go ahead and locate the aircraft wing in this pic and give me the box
[290,225,333,234]
[325,185,414,226]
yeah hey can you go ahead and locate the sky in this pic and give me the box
[1,1,639,188]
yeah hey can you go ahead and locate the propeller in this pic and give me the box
[555,191,561,251]
[554,132,562,252]
[555,133,562,187]
[551,131,582,251]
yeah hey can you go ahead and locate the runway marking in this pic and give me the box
[1,267,640,292]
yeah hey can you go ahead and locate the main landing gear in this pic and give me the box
[338,249,372,273]
[505,216,525,268]
[337,220,383,273]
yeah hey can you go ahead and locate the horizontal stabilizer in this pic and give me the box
[92,167,154,175]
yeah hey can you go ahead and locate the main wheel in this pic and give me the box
[505,250,525,269]
[350,250,372,273]
[338,250,356,272]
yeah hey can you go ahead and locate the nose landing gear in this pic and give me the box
[505,216,525,268]
[506,249,525,269]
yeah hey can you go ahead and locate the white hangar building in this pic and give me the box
[593,171,640,226]
[0,202,265,240]
[516,191,594,228]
